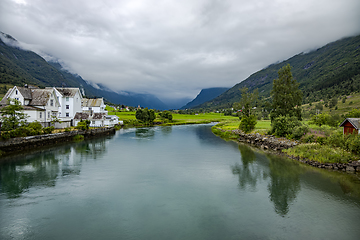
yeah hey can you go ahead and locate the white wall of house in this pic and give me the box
[23,110,39,123]
[7,87,25,104]
[54,88,82,119]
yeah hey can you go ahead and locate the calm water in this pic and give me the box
[1,124,360,240]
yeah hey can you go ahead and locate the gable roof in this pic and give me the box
[29,89,53,106]
[74,112,90,120]
[82,98,104,107]
[339,118,360,129]
[55,87,81,97]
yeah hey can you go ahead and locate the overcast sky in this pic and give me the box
[1,0,360,102]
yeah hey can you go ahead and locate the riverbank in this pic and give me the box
[0,127,115,157]
[211,126,360,174]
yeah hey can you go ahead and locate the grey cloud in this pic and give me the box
[1,0,360,101]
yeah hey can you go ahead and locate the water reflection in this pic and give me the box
[232,145,262,191]
[135,128,155,139]
[0,138,108,198]
[232,144,301,216]
[267,154,302,216]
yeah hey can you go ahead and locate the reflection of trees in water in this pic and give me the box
[135,128,155,139]
[0,138,108,198]
[267,154,302,216]
[231,144,302,216]
[232,144,262,191]
[160,126,172,136]
[0,151,60,198]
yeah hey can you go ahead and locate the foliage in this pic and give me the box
[270,64,303,121]
[310,112,342,127]
[291,124,309,140]
[135,108,156,124]
[270,115,301,137]
[64,127,71,132]
[159,111,173,121]
[76,120,90,130]
[0,98,28,131]
[239,115,257,133]
[344,108,360,118]
[42,126,55,134]
[233,87,259,117]
[283,144,354,163]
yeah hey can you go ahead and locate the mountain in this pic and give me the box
[195,34,360,109]
[181,87,229,109]
[0,32,168,109]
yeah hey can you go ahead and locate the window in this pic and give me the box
[66,113,69,117]
[48,111,50,119]
[59,112,61,117]
[66,105,69,109]
[50,100,54,106]
[16,90,18,95]
[39,112,42,118]
[66,97,69,101]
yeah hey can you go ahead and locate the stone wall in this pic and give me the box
[0,127,115,154]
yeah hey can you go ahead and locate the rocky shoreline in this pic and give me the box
[215,127,360,174]
[0,127,116,157]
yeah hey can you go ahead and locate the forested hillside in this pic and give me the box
[195,34,360,109]
[0,32,168,109]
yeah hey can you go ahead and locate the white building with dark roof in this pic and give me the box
[0,86,60,126]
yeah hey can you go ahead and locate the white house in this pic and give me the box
[0,86,60,127]
[74,112,119,127]
[82,98,106,114]
[53,87,83,118]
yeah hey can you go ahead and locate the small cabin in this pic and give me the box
[339,118,360,135]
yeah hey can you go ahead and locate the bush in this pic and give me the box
[301,134,315,143]
[271,115,300,137]
[76,120,90,130]
[1,131,11,140]
[344,133,360,155]
[239,115,257,133]
[159,111,173,121]
[325,130,344,148]
[292,124,309,140]
[43,126,55,134]
[28,121,43,131]
[64,127,71,132]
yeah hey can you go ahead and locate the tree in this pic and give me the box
[0,98,28,131]
[233,87,258,117]
[270,64,303,121]
[233,87,258,133]
[135,108,156,124]
[159,111,173,121]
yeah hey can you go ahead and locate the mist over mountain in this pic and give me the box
[0,31,169,109]
[181,88,229,109]
[195,34,360,109]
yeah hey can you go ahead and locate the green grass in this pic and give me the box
[283,144,356,163]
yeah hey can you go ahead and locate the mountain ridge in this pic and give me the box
[194,34,360,109]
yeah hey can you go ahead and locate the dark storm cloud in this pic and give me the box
[1,0,360,101]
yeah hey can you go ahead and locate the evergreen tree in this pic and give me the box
[270,64,302,121]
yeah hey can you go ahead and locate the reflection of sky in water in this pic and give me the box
[1,124,360,240]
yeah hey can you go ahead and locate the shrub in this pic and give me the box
[1,131,11,140]
[239,115,257,133]
[325,130,344,148]
[292,124,309,140]
[301,134,315,143]
[344,133,360,155]
[28,121,43,131]
[64,127,71,132]
[76,120,90,130]
[159,111,173,121]
[271,115,300,137]
[43,126,55,134]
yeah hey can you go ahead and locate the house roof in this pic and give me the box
[29,89,53,106]
[55,88,81,97]
[339,118,360,129]
[74,112,90,120]
[92,113,106,120]
[0,89,12,105]
[17,87,32,99]
[82,98,104,107]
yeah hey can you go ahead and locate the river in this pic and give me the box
[1,124,360,240]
